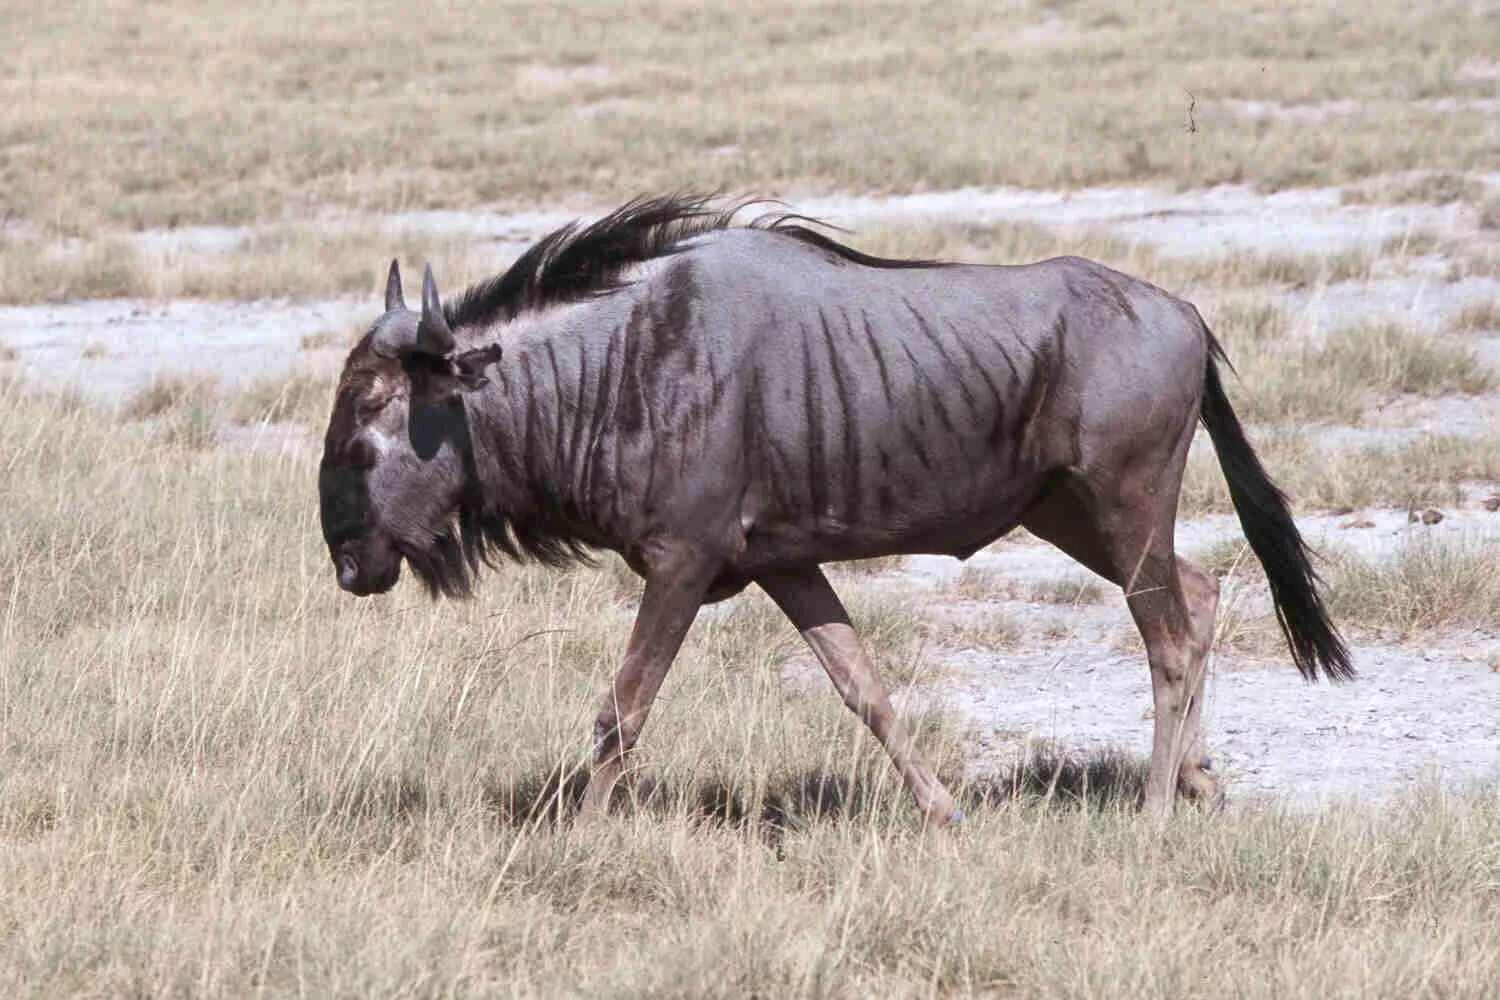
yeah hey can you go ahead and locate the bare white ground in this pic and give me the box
[55,174,1498,274]
[1279,274,1500,336]
[1212,97,1500,122]
[0,298,358,402]
[794,183,1488,257]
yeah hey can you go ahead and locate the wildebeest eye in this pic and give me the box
[345,437,377,469]
[356,395,387,422]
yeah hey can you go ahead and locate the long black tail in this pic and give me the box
[1199,336,1354,681]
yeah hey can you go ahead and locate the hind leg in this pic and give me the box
[1023,465,1219,818]
[1173,558,1221,806]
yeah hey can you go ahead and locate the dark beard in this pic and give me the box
[400,529,474,599]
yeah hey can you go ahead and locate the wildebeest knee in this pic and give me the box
[592,712,634,763]
[1177,558,1220,613]
[1148,652,1189,689]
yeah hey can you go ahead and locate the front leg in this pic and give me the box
[579,538,721,818]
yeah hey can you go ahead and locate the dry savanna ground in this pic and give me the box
[3,2,1500,997]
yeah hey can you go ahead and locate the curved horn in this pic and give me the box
[384,258,406,312]
[416,263,456,355]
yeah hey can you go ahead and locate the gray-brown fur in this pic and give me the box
[319,195,1351,822]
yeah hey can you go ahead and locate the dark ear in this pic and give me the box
[453,344,504,390]
[408,344,504,404]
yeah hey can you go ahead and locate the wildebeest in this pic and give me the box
[318,195,1350,826]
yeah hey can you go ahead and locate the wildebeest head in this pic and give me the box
[318,261,500,597]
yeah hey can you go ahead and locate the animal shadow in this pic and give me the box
[484,747,1150,841]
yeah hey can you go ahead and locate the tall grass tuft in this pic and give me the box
[1327,536,1500,634]
[1319,321,1492,396]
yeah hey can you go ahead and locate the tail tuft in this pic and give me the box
[1200,336,1353,681]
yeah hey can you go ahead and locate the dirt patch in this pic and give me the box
[515,62,614,88]
[74,178,1496,274]
[1280,274,1500,335]
[1215,97,1500,122]
[795,184,1480,257]
[935,635,1500,807]
[1460,58,1500,81]
[0,298,354,403]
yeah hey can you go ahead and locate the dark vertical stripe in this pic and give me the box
[897,339,955,434]
[568,340,592,500]
[802,321,827,521]
[582,328,621,521]
[520,353,540,481]
[544,341,568,478]
[864,312,894,405]
[952,335,1008,445]
[820,310,860,521]
[902,296,978,417]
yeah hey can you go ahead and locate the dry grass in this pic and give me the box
[119,374,224,450]
[299,327,355,351]
[828,554,908,577]
[1194,530,1500,649]
[0,193,1463,307]
[1183,430,1500,516]
[1197,316,1492,426]
[1341,171,1489,206]
[122,374,219,420]
[935,607,1024,652]
[161,226,488,302]
[3,379,1500,995]
[1192,537,1261,579]
[1448,299,1500,335]
[941,565,1017,602]
[0,235,145,303]
[1028,576,1108,606]
[227,370,339,426]
[1480,196,1500,231]
[1317,321,1492,397]
[845,587,932,686]
[0,226,491,305]
[4,2,1498,236]
[1327,535,1500,636]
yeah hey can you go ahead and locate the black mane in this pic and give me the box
[444,193,939,330]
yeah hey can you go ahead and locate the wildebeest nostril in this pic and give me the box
[337,554,359,591]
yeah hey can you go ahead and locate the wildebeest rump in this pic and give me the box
[318,195,1351,824]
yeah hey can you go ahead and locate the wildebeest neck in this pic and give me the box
[454,294,644,570]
